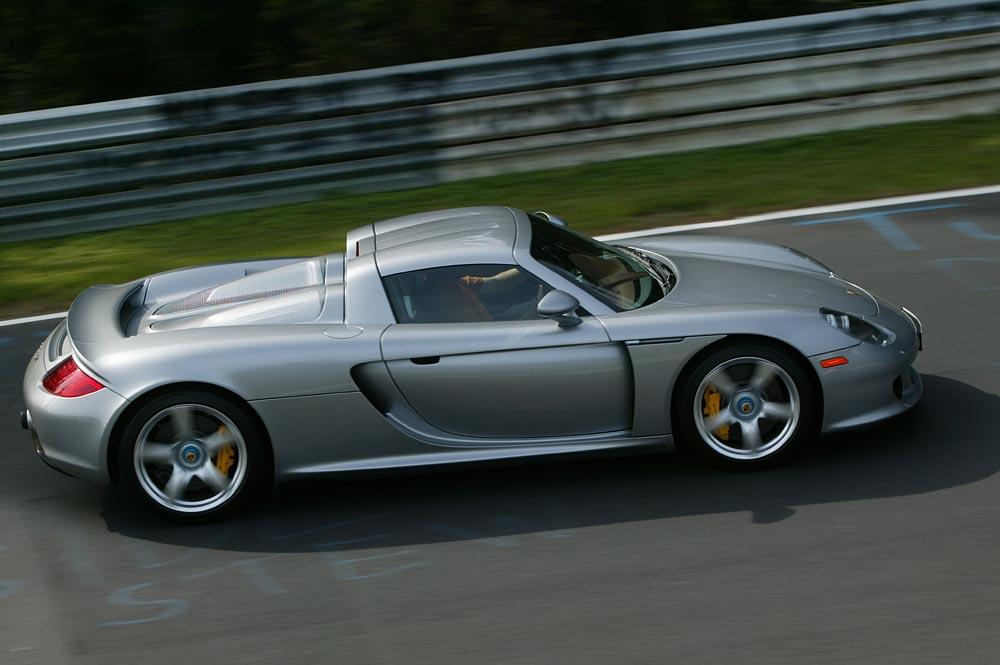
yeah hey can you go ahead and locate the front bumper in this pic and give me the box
[815,299,923,432]
[21,331,125,485]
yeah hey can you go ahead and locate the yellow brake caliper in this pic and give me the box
[703,386,730,441]
[214,425,235,476]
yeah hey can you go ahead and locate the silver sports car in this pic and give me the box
[21,206,923,520]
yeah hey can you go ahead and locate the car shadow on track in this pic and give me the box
[102,374,1000,552]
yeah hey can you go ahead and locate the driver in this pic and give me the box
[460,268,546,320]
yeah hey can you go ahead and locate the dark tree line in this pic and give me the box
[0,0,897,114]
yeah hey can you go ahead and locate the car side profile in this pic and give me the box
[21,206,923,520]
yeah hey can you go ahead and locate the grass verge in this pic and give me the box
[2,112,1000,318]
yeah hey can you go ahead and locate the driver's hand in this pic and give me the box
[461,275,484,290]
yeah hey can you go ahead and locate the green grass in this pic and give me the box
[3,112,1000,318]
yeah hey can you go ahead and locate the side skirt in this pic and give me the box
[282,435,672,476]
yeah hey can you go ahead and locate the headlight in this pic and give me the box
[820,308,891,345]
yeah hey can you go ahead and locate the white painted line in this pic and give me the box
[0,311,67,328]
[597,183,1000,241]
[1,182,998,329]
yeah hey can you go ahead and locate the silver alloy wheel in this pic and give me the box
[693,357,800,460]
[133,404,248,514]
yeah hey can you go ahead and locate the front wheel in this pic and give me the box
[118,390,271,521]
[675,344,819,467]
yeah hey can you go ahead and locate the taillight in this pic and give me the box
[42,356,105,397]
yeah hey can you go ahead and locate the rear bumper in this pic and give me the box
[21,332,125,485]
[815,300,923,432]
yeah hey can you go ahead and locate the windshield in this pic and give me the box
[528,215,663,311]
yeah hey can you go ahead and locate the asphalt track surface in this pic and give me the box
[1,191,999,664]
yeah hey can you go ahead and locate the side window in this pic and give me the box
[383,264,554,324]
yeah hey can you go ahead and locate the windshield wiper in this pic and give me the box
[638,249,675,292]
[619,246,668,293]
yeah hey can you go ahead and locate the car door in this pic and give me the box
[379,264,633,440]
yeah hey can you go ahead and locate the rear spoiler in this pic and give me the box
[66,280,145,344]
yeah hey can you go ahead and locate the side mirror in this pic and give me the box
[537,290,582,328]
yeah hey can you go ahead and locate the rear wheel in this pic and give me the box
[118,390,270,521]
[675,344,818,467]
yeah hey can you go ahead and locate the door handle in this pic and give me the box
[410,356,440,365]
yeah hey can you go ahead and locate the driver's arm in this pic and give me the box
[461,268,527,295]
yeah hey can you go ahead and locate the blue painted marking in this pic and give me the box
[798,212,922,251]
[424,522,518,547]
[265,514,388,541]
[326,549,431,581]
[949,221,1000,241]
[30,330,50,338]
[316,533,391,549]
[127,539,214,570]
[57,527,98,586]
[492,514,574,540]
[537,501,577,538]
[181,559,287,595]
[794,203,962,224]
[0,337,12,348]
[928,257,1000,291]
[793,203,964,251]
[100,583,188,626]
[0,579,27,600]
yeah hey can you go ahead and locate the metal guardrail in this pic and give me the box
[1,0,1000,241]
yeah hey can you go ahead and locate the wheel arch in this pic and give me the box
[107,381,274,486]
[669,333,824,433]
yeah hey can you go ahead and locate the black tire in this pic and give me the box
[117,390,271,522]
[674,342,819,468]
